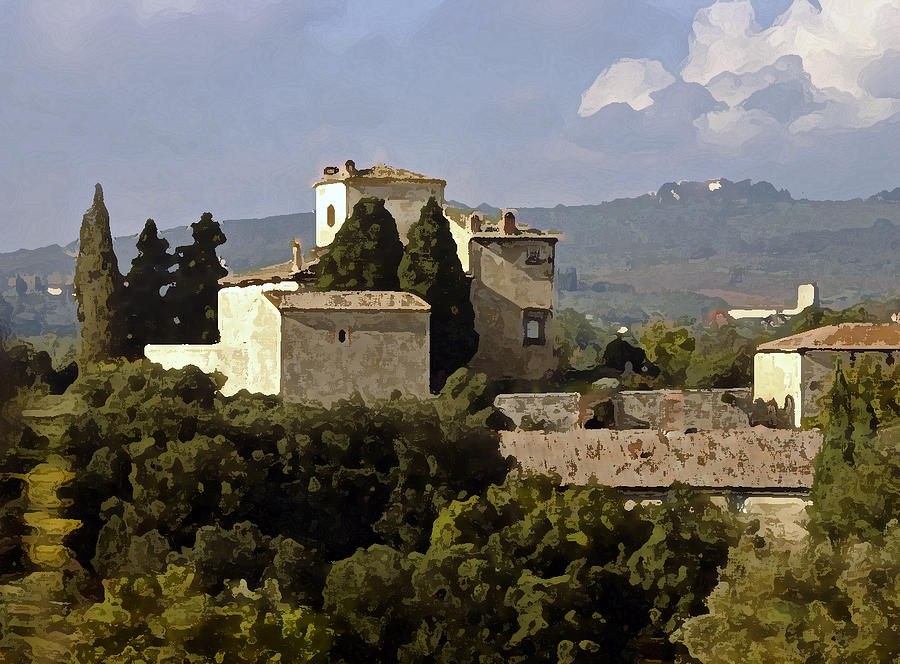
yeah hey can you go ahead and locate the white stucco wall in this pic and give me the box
[447,219,473,272]
[729,308,777,320]
[315,182,348,248]
[753,351,803,427]
[144,283,295,396]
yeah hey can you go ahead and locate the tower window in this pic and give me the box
[523,309,549,346]
[338,329,347,343]
[327,204,336,227]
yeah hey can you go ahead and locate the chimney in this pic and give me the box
[290,238,303,273]
[344,159,357,176]
[502,210,517,235]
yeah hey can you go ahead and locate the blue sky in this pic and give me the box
[2,0,898,250]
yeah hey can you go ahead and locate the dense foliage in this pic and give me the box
[675,363,900,662]
[398,197,479,391]
[123,219,174,356]
[316,197,404,291]
[166,212,228,344]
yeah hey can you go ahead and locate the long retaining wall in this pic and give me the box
[499,427,823,490]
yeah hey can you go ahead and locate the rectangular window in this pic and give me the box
[523,309,549,346]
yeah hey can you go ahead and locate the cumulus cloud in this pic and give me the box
[683,0,900,133]
[576,0,900,147]
[578,58,676,115]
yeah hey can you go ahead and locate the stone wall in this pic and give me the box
[494,393,581,432]
[612,389,752,430]
[280,308,430,405]
[499,427,822,489]
[347,180,445,244]
[468,236,557,380]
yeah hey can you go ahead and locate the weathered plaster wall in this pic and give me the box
[753,352,803,426]
[499,427,822,489]
[145,283,291,396]
[494,393,581,432]
[613,389,752,430]
[346,180,445,243]
[280,308,430,405]
[469,237,557,380]
[315,182,348,248]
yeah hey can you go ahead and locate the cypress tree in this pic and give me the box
[123,219,174,357]
[398,197,478,391]
[808,362,879,541]
[167,212,227,344]
[73,183,126,364]
[316,197,403,291]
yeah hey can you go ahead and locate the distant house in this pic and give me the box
[728,283,819,320]
[753,322,900,426]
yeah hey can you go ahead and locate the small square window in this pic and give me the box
[523,309,548,346]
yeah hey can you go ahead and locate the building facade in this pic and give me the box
[753,323,900,426]
[467,227,558,381]
[145,283,431,404]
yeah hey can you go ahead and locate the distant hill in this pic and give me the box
[2,179,898,333]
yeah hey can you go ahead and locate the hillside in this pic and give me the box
[2,178,898,334]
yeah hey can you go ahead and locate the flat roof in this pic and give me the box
[274,290,430,312]
[314,163,446,187]
[757,323,900,352]
[472,231,559,242]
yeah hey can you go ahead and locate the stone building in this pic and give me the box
[145,281,430,405]
[467,218,558,381]
[146,161,562,396]
[313,160,478,271]
[753,322,900,426]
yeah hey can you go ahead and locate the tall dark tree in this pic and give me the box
[14,275,26,297]
[316,198,403,291]
[73,183,126,364]
[123,219,174,357]
[398,197,478,390]
[166,212,227,344]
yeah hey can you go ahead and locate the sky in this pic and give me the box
[2,0,899,250]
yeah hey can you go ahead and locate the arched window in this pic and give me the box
[338,329,347,343]
[327,204,336,227]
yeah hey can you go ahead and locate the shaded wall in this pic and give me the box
[280,308,430,405]
[468,236,557,380]
[494,393,580,432]
[613,389,752,430]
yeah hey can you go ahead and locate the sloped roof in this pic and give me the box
[757,323,900,352]
[274,290,430,311]
[219,261,296,287]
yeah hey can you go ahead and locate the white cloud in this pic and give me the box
[693,106,780,148]
[578,58,676,116]
[683,0,900,132]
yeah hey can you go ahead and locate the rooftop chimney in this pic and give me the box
[290,238,303,273]
[502,210,517,235]
[344,159,357,176]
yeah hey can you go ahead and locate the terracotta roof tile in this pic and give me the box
[757,323,900,352]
